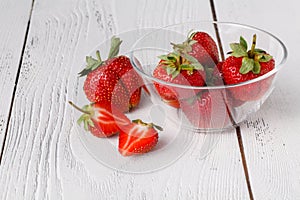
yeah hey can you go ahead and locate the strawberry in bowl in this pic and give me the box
[172,31,220,68]
[153,51,206,108]
[222,34,275,102]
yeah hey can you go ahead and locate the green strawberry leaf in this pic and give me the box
[259,54,272,62]
[230,43,248,57]
[182,53,204,70]
[240,57,255,74]
[166,66,176,75]
[153,124,163,131]
[171,70,180,79]
[188,39,197,46]
[108,36,122,59]
[78,51,103,77]
[253,61,261,74]
[254,48,266,53]
[167,55,177,62]
[77,116,84,126]
[240,36,248,51]
[84,120,89,131]
[158,55,169,61]
[87,119,94,127]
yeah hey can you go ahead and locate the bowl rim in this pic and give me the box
[130,21,288,90]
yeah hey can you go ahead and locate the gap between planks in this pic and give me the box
[209,0,254,199]
[0,0,36,165]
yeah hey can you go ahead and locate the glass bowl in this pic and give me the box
[130,21,287,132]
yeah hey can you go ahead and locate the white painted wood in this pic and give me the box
[216,0,300,199]
[0,0,250,199]
[0,0,33,156]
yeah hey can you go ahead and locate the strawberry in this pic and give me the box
[172,31,219,67]
[181,90,229,129]
[118,119,162,156]
[79,36,144,112]
[68,101,130,138]
[153,51,206,108]
[222,34,275,101]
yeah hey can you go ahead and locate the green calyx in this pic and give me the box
[228,34,273,74]
[68,101,95,131]
[158,50,203,80]
[78,36,122,77]
[132,119,163,131]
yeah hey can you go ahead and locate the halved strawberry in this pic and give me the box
[69,101,130,137]
[118,119,162,156]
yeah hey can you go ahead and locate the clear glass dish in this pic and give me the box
[130,21,287,132]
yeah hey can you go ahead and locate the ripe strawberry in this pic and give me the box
[79,36,144,112]
[118,119,162,156]
[181,90,230,129]
[68,101,130,138]
[153,51,206,108]
[222,34,275,101]
[172,31,219,67]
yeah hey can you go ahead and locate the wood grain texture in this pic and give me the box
[0,0,33,157]
[216,0,300,199]
[0,0,250,199]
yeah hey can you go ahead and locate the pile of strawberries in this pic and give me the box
[69,31,275,156]
[153,32,275,128]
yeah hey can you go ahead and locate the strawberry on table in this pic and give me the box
[69,101,130,138]
[222,34,275,101]
[118,119,162,156]
[79,36,144,112]
[172,31,220,68]
[153,51,206,108]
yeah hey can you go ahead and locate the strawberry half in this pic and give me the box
[153,51,206,108]
[172,31,219,68]
[69,101,130,137]
[222,34,275,101]
[118,119,162,156]
[79,37,144,112]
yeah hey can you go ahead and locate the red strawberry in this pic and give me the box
[79,37,144,112]
[172,31,219,67]
[68,101,130,138]
[153,52,206,108]
[181,91,230,129]
[118,119,162,156]
[222,34,275,101]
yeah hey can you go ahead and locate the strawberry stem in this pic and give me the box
[68,101,91,115]
[249,34,257,58]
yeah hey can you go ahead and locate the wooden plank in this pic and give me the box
[0,0,33,158]
[0,0,249,199]
[216,0,300,199]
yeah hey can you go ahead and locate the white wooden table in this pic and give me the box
[0,0,299,199]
